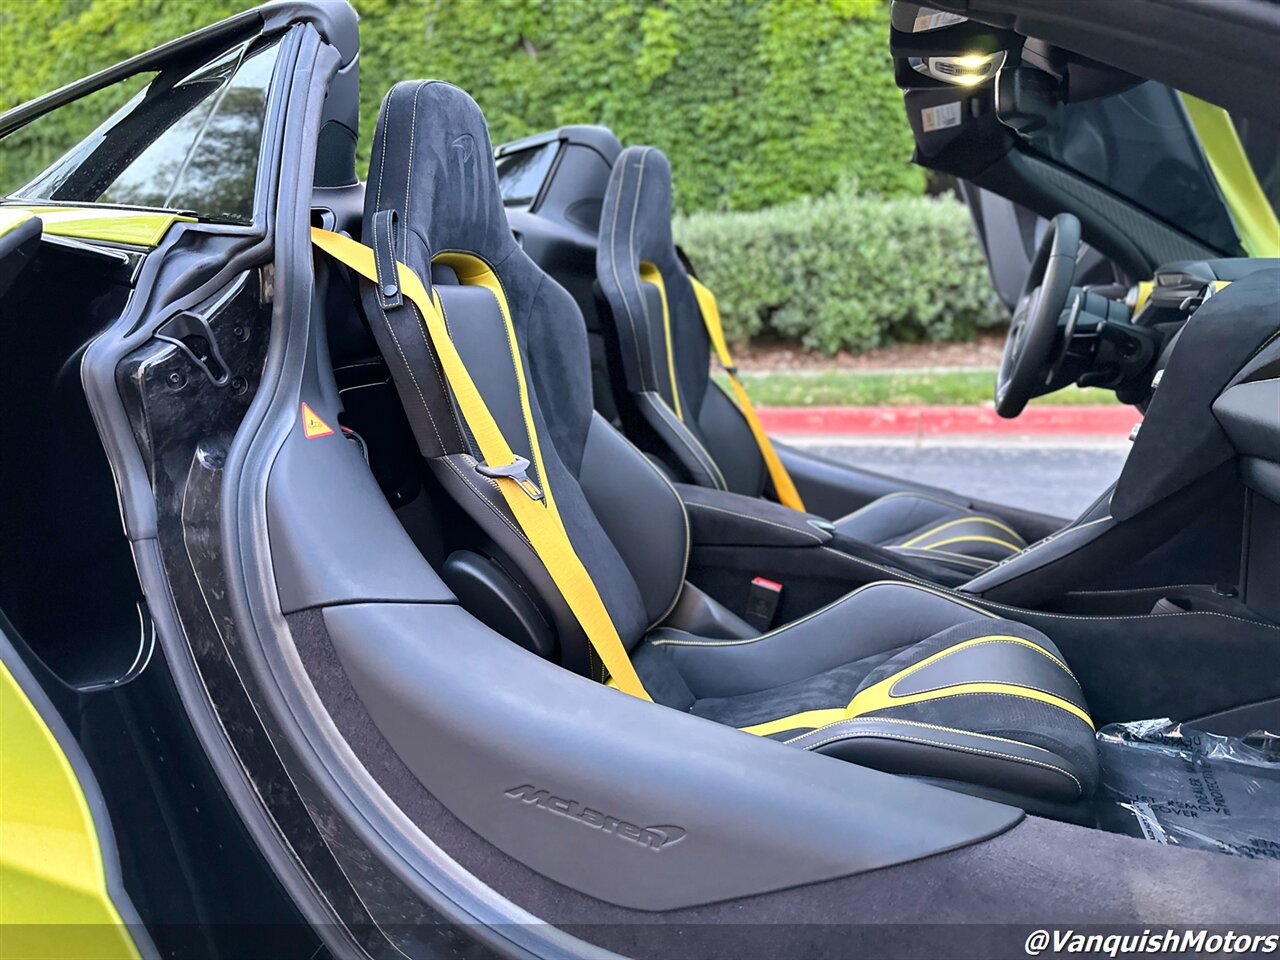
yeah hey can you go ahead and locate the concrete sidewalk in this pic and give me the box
[797,441,1128,517]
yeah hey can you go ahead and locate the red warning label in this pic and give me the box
[301,402,334,439]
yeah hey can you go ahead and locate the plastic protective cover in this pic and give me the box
[1096,719,1280,861]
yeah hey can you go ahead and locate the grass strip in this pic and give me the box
[718,368,1118,407]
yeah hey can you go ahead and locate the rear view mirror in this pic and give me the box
[995,66,1063,137]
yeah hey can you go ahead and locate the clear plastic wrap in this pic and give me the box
[1095,719,1280,860]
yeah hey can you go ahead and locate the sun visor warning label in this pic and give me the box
[301,402,335,439]
[914,10,967,32]
[921,101,962,133]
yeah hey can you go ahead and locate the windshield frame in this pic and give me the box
[1023,80,1245,257]
[0,11,294,230]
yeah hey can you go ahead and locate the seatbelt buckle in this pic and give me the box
[476,455,544,501]
[744,576,783,631]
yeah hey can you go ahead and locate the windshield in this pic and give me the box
[5,39,280,225]
[1028,81,1241,255]
[1232,114,1280,222]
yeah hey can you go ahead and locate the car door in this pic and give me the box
[0,7,360,958]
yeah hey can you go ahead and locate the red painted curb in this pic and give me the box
[757,405,1137,437]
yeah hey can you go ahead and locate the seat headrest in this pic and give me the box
[602,145,676,268]
[363,81,516,279]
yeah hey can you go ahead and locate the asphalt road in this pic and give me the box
[797,441,1129,520]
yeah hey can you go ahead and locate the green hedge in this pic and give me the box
[0,0,923,213]
[0,0,991,355]
[675,188,1005,354]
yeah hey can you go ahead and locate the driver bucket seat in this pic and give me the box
[340,80,1098,813]
[594,145,1029,579]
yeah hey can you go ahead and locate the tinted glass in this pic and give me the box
[496,142,559,207]
[1232,115,1280,221]
[11,40,279,224]
[1030,82,1240,254]
[0,74,153,195]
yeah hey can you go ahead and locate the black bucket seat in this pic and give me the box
[341,80,1098,812]
[595,145,1030,578]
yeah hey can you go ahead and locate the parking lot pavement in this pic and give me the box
[794,440,1129,520]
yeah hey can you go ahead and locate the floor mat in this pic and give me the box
[1095,718,1280,861]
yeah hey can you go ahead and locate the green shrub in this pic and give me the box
[675,188,1005,353]
[0,0,924,213]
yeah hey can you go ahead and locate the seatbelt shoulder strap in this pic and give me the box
[687,275,806,512]
[311,227,651,701]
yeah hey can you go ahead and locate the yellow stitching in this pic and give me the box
[919,534,1024,553]
[901,516,1025,548]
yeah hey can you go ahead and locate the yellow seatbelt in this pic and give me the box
[688,276,806,512]
[639,261,683,420]
[311,228,651,701]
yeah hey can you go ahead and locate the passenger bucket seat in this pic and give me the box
[594,145,1030,580]
[321,80,1098,814]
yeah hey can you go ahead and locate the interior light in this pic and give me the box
[909,51,1007,87]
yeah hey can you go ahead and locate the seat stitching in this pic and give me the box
[402,82,425,252]
[376,296,445,450]
[900,515,1025,548]
[650,394,721,491]
[372,84,395,216]
[649,580,996,648]
[886,546,994,569]
[834,490,971,524]
[642,392,728,490]
[685,501,824,543]
[790,725,1082,795]
[881,635,1078,686]
[631,153,668,397]
[644,393,725,487]
[609,152,652,392]
[438,455,532,549]
[914,534,1024,554]
[605,423,692,631]
[872,689,1092,721]
[828,689,1095,728]
[783,716,1058,754]
[891,675,1082,702]
[373,214,392,298]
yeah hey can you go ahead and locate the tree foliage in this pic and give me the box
[0,0,924,211]
[0,1,984,354]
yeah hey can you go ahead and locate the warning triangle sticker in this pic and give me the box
[301,402,335,439]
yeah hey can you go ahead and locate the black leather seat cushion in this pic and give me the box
[638,581,1097,803]
[834,492,1028,576]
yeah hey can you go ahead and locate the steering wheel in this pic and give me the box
[995,213,1082,418]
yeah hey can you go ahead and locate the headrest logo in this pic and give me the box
[504,784,687,851]
[450,133,476,164]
